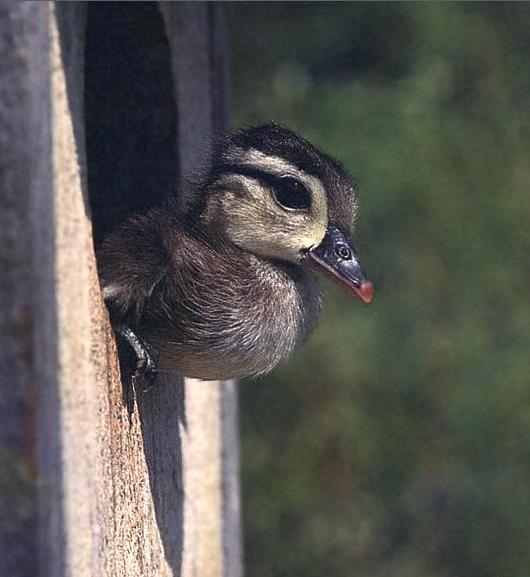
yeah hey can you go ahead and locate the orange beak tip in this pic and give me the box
[357,281,374,304]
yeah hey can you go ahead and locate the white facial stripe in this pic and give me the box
[224,147,301,177]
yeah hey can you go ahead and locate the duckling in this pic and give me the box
[98,123,373,382]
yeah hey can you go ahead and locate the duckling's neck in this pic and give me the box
[237,250,322,367]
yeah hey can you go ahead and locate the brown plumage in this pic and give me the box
[98,123,373,381]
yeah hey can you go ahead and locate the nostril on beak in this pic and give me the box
[335,244,352,260]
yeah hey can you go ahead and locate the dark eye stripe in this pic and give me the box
[216,164,311,211]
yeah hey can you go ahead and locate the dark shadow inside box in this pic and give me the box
[85,1,177,246]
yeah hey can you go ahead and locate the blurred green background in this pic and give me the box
[228,3,530,577]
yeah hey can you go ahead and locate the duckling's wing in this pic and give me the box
[97,209,172,321]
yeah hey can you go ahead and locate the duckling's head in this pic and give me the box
[198,123,373,303]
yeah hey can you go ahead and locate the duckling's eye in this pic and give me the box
[272,176,311,211]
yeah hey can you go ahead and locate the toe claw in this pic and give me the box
[115,323,159,392]
[133,359,157,393]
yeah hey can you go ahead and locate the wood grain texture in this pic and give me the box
[0,3,48,576]
[160,5,242,576]
[1,3,241,576]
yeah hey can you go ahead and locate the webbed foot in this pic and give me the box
[115,323,158,392]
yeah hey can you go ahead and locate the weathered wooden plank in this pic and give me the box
[1,2,240,577]
[160,4,242,577]
[0,3,49,576]
[220,379,243,577]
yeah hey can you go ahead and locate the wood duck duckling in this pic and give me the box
[98,123,374,383]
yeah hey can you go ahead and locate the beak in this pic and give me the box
[303,226,374,303]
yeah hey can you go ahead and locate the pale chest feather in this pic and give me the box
[220,263,321,373]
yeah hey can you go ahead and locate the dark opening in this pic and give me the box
[85,2,177,246]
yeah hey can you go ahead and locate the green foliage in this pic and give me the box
[230,3,530,577]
